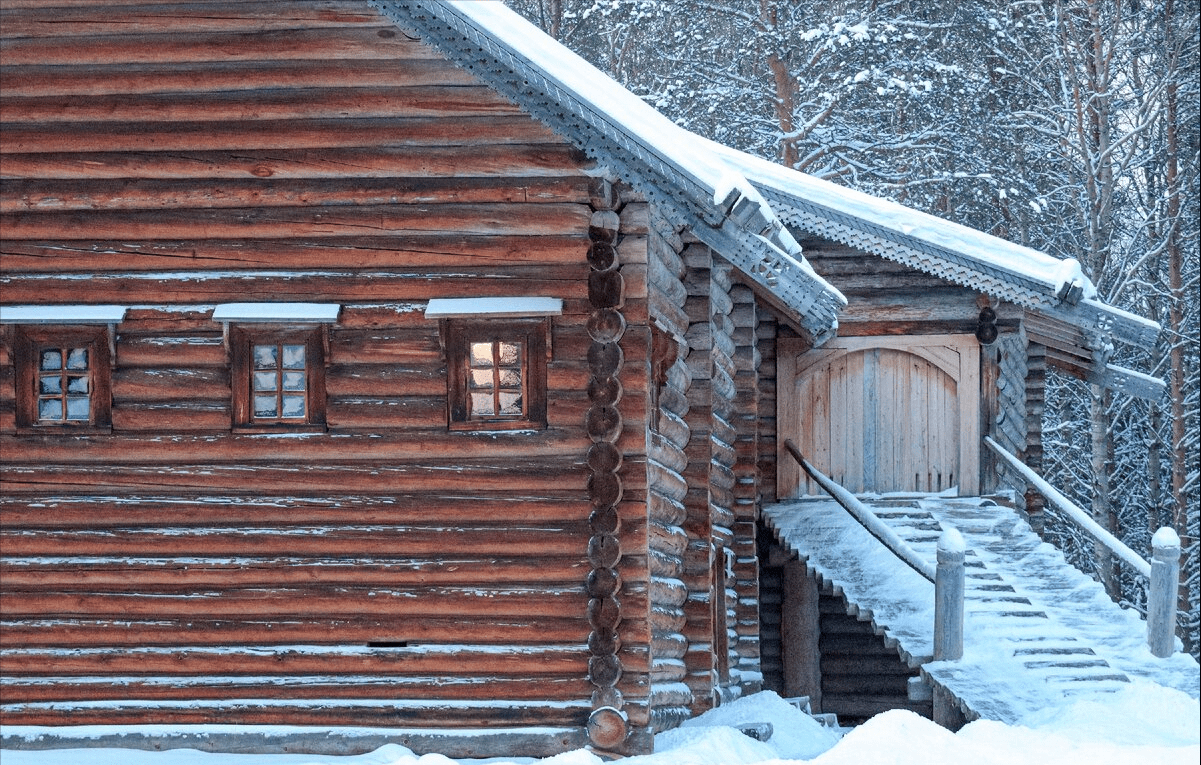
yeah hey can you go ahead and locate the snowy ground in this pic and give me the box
[4,682,1198,765]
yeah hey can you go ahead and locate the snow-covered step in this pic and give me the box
[763,496,1199,726]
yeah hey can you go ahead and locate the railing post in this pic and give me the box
[934,527,965,662]
[1148,526,1181,658]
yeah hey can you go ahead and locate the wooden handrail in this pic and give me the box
[985,436,1181,657]
[783,440,936,583]
[984,436,1151,578]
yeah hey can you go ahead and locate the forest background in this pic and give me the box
[504,0,1200,657]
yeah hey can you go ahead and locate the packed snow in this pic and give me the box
[4,685,1197,765]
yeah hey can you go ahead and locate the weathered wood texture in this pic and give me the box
[797,236,987,338]
[817,586,931,724]
[757,547,931,723]
[778,335,981,497]
[0,0,615,739]
[728,283,762,691]
[643,207,694,733]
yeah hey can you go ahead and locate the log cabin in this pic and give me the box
[0,0,1165,757]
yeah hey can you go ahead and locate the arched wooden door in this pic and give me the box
[778,335,980,497]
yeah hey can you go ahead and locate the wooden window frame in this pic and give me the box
[13,325,112,433]
[229,325,326,432]
[445,318,548,432]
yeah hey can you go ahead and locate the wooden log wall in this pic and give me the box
[729,283,762,689]
[796,236,990,338]
[582,186,653,756]
[757,317,782,507]
[643,207,693,733]
[0,0,655,747]
[680,244,717,711]
[755,536,931,723]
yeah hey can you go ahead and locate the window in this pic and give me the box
[445,320,548,431]
[12,325,112,431]
[229,326,326,430]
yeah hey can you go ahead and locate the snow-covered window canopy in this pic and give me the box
[424,297,563,319]
[0,305,128,324]
[211,303,341,323]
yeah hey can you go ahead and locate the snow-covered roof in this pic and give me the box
[0,305,127,324]
[424,297,563,319]
[374,0,1160,395]
[211,303,341,323]
[372,0,846,344]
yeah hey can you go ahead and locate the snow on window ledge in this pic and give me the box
[424,297,563,319]
[0,305,128,325]
[211,303,341,323]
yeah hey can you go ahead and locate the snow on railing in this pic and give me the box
[984,436,1181,658]
[784,440,935,582]
[782,440,966,663]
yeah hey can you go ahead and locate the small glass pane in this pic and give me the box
[282,345,305,369]
[40,375,63,395]
[253,345,277,369]
[40,350,62,371]
[282,371,306,391]
[499,369,522,388]
[498,342,520,366]
[470,392,494,416]
[470,369,494,389]
[67,376,89,394]
[498,391,522,415]
[39,398,63,420]
[66,348,88,370]
[254,371,278,391]
[470,342,492,367]
[281,395,305,418]
[254,395,278,417]
[65,396,90,420]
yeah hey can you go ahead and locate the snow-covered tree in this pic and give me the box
[506,0,1201,657]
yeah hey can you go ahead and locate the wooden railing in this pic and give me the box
[783,440,965,661]
[985,436,1181,658]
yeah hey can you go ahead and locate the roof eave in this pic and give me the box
[372,0,844,343]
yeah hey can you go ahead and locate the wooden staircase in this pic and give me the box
[763,495,1200,725]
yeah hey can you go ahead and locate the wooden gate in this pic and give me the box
[779,335,980,497]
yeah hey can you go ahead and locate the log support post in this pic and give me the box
[1148,526,1181,658]
[933,528,965,663]
[780,559,821,711]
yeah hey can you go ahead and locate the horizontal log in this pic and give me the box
[1,675,592,704]
[0,59,480,97]
[0,431,596,466]
[0,1,381,37]
[0,493,592,526]
[0,557,590,589]
[2,86,524,125]
[112,367,229,402]
[820,674,912,696]
[0,145,587,180]
[0,27,443,67]
[0,617,592,648]
[0,269,588,304]
[0,699,591,729]
[1,203,592,240]
[110,404,232,432]
[0,644,588,678]
[0,586,590,619]
[0,526,587,559]
[0,117,560,154]
[820,695,931,721]
[820,656,917,675]
[2,177,596,215]
[116,334,225,368]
